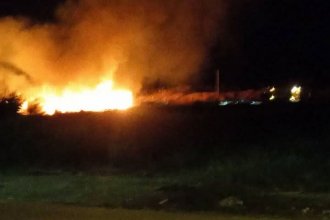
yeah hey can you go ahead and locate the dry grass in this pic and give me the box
[0,202,291,220]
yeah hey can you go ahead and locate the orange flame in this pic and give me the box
[20,80,133,115]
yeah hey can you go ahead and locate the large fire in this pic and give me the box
[0,1,224,116]
[20,80,134,115]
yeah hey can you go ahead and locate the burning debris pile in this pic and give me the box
[0,0,225,115]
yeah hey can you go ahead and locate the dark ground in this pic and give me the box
[0,103,330,217]
[1,102,329,172]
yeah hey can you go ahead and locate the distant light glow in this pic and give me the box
[290,85,302,103]
[269,87,276,93]
[291,86,301,94]
[250,101,262,105]
[269,95,276,101]
[219,100,233,106]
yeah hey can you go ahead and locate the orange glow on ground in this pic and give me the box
[20,80,134,115]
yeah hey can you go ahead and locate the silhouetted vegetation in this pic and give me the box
[1,104,330,191]
[1,104,330,217]
[0,93,22,116]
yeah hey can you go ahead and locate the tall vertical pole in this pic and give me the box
[215,69,220,95]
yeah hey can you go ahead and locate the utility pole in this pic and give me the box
[215,69,220,95]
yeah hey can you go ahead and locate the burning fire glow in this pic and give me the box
[20,80,134,115]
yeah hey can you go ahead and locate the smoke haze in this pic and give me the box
[0,0,226,97]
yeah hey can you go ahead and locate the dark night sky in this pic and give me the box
[0,0,329,90]
[211,0,330,89]
[0,0,63,21]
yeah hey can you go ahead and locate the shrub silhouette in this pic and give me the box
[0,93,22,116]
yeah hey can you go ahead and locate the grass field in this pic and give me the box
[0,202,302,220]
[1,172,330,218]
[1,104,330,218]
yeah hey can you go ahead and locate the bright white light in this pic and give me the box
[291,86,301,94]
[290,85,302,103]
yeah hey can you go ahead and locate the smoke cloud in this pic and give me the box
[0,61,33,82]
[0,0,226,96]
